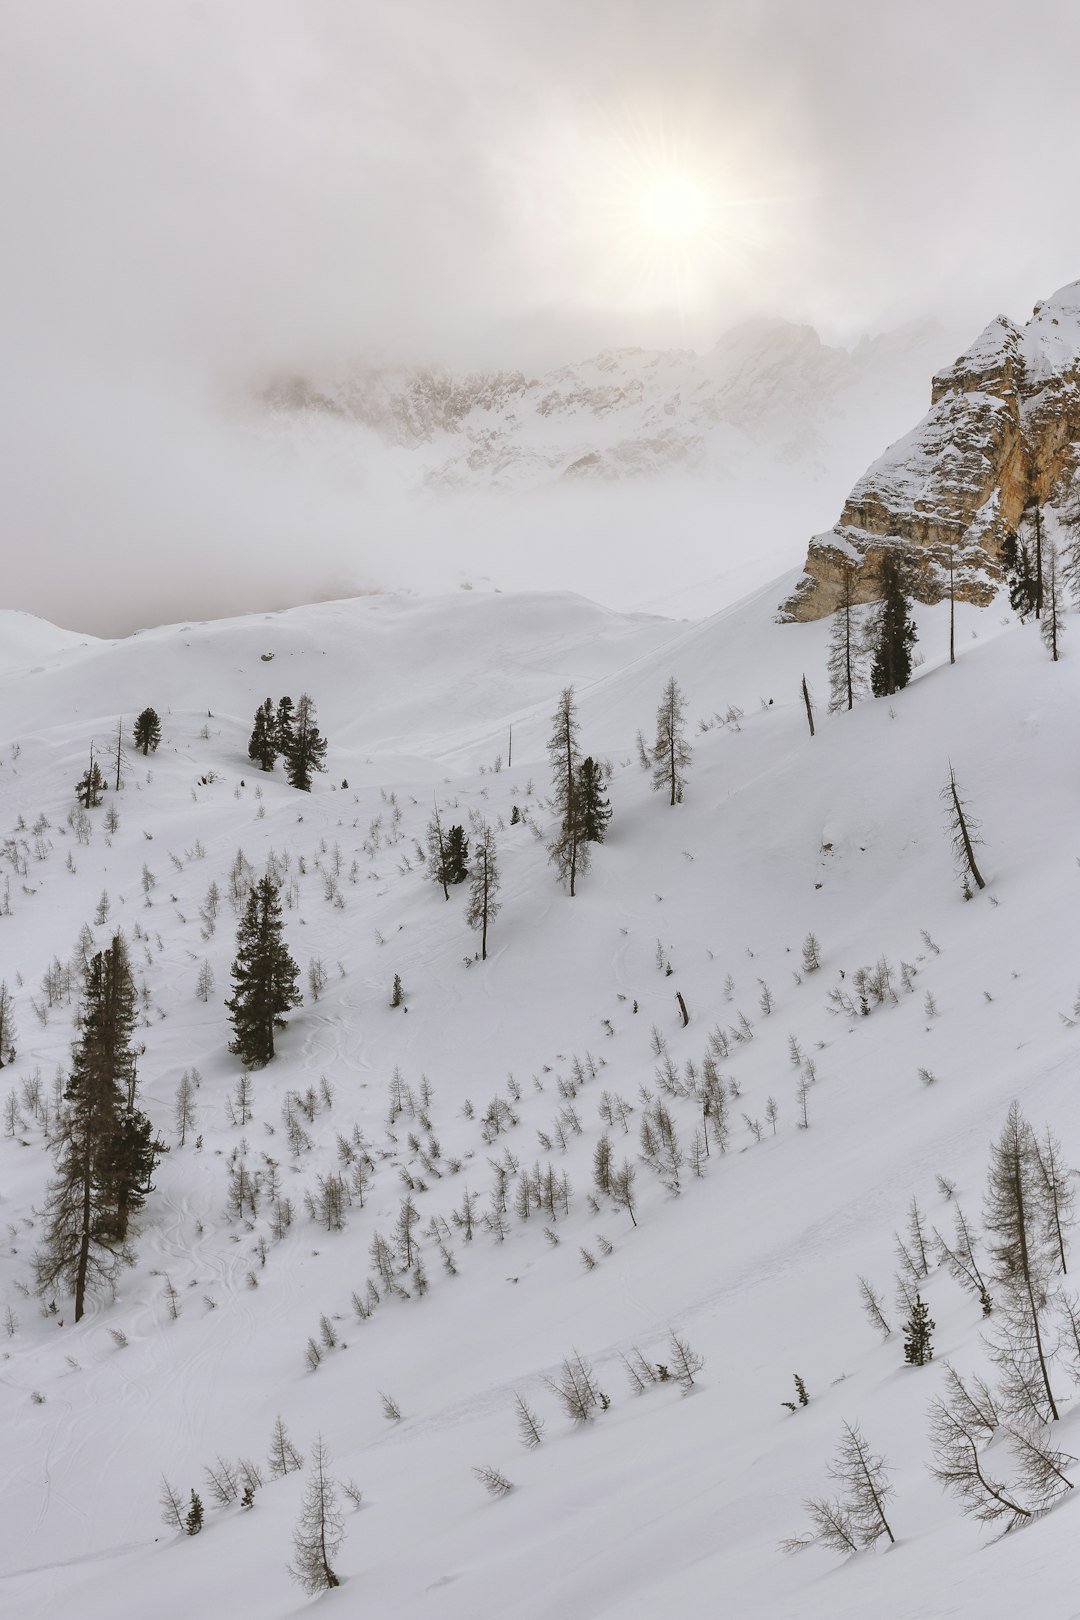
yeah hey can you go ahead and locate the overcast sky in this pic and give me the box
[6,0,1080,632]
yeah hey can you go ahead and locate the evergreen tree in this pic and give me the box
[465,821,501,961]
[75,747,106,809]
[577,756,612,843]
[903,1295,935,1365]
[547,686,588,895]
[184,1491,204,1536]
[1002,530,1037,618]
[132,707,161,756]
[652,676,692,805]
[226,877,302,1067]
[826,564,868,711]
[869,549,918,697]
[34,934,155,1320]
[247,698,279,771]
[0,980,16,1067]
[288,1436,343,1592]
[284,693,328,791]
[275,695,295,753]
[445,825,469,884]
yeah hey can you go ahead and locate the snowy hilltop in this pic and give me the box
[783,279,1080,620]
[2,563,1080,1618]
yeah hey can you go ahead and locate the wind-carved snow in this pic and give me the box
[0,581,1078,1620]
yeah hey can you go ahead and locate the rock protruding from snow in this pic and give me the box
[779,280,1080,620]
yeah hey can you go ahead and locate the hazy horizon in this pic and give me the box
[6,1,1080,634]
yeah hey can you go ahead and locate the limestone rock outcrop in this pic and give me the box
[779,282,1080,620]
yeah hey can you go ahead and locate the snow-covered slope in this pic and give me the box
[1,583,1078,1620]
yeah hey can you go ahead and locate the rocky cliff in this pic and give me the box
[779,281,1080,620]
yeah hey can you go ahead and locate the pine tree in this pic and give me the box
[547,686,589,896]
[75,747,106,809]
[184,1490,204,1535]
[284,693,327,791]
[288,1436,343,1592]
[577,757,612,843]
[132,707,161,756]
[0,980,16,1067]
[445,825,469,885]
[652,676,691,805]
[1002,529,1037,617]
[903,1295,935,1365]
[34,935,152,1320]
[826,564,868,711]
[247,698,279,771]
[275,695,295,753]
[465,821,501,961]
[1041,539,1064,661]
[869,548,918,697]
[226,877,302,1067]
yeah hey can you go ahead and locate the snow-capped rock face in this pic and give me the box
[260,318,947,493]
[780,281,1080,621]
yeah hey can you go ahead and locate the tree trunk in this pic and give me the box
[1013,1160,1059,1420]
[950,778,985,890]
[801,675,815,737]
[676,991,689,1027]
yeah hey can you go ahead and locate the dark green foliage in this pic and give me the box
[1002,531,1037,618]
[226,877,302,1067]
[578,757,612,843]
[185,1491,204,1536]
[275,695,295,751]
[248,699,279,771]
[794,1373,810,1405]
[76,753,106,808]
[444,825,469,885]
[35,934,159,1321]
[903,1296,935,1365]
[390,974,404,1008]
[548,686,589,895]
[284,693,328,792]
[869,549,918,697]
[133,707,161,755]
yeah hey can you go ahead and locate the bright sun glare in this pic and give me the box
[638,173,710,241]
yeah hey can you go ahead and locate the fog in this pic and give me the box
[5,1,1080,634]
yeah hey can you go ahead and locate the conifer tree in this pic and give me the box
[76,747,106,809]
[267,1414,304,1477]
[547,686,589,896]
[284,693,327,791]
[184,1491,204,1535]
[35,934,156,1320]
[903,1295,935,1365]
[445,825,469,885]
[275,694,295,752]
[1002,529,1037,617]
[465,821,501,961]
[0,980,16,1067]
[869,549,918,697]
[426,801,451,899]
[826,564,868,711]
[942,766,986,894]
[132,707,161,755]
[247,698,279,771]
[652,676,691,805]
[577,756,612,842]
[226,877,302,1067]
[984,1102,1059,1421]
[1041,539,1064,661]
[288,1436,343,1592]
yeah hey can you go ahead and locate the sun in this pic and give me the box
[638,173,710,242]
